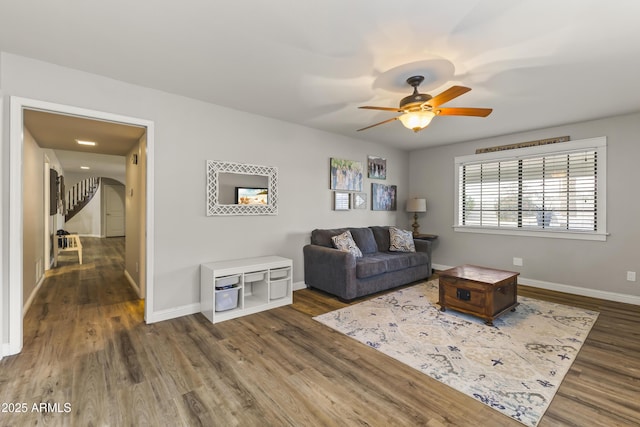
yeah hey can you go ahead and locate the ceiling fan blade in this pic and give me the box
[359,106,403,112]
[356,116,401,131]
[436,107,493,117]
[425,86,471,108]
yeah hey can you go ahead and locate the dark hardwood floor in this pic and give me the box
[1,239,638,426]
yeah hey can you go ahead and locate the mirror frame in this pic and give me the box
[206,160,278,216]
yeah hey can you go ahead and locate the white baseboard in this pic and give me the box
[6,274,45,357]
[431,263,640,306]
[520,277,640,306]
[147,303,201,324]
[293,281,307,291]
[2,339,22,357]
[123,269,141,298]
[23,274,46,317]
[147,283,306,324]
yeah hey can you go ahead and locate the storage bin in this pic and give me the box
[245,271,266,282]
[270,267,290,280]
[215,288,239,311]
[270,281,288,300]
[215,275,240,289]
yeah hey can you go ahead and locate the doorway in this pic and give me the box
[6,97,155,357]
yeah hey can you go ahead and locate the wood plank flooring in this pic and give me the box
[1,239,638,426]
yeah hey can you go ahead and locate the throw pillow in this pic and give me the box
[389,227,415,252]
[331,230,363,258]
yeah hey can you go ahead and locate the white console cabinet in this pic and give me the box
[200,256,293,323]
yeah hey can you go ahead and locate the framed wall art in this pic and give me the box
[351,192,367,209]
[333,192,350,210]
[367,156,386,179]
[330,158,363,191]
[372,183,397,211]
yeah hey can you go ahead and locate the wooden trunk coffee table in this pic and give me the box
[438,265,519,325]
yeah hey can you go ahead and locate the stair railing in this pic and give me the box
[65,177,101,221]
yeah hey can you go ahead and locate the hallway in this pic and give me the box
[0,237,142,424]
[35,236,138,309]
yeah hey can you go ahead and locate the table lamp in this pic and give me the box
[406,198,427,236]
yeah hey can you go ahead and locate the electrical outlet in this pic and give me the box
[627,271,636,282]
[513,257,523,266]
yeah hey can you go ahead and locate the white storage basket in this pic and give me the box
[270,281,288,300]
[215,275,240,289]
[215,288,239,311]
[270,267,290,280]
[245,271,266,282]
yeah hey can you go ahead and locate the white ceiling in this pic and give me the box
[3,1,640,151]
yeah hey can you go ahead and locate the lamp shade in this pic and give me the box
[406,198,426,213]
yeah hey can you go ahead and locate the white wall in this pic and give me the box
[409,112,640,301]
[1,52,410,321]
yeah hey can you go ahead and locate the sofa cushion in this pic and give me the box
[331,230,363,258]
[405,251,430,267]
[355,254,388,278]
[384,253,412,272]
[349,227,378,254]
[311,228,349,248]
[369,226,391,252]
[389,227,416,252]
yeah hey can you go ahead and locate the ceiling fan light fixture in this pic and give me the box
[399,110,435,132]
[358,76,490,132]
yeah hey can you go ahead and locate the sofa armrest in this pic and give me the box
[414,238,432,255]
[414,239,432,275]
[303,244,358,299]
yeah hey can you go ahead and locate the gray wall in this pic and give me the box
[125,136,145,294]
[22,128,45,305]
[6,48,636,337]
[409,112,640,301]
[1,52,410,321]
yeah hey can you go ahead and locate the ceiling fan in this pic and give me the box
[357,75,492,132]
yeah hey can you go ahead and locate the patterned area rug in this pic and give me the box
[313,280,599,427]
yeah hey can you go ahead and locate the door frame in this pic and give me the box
[6,96,155,356]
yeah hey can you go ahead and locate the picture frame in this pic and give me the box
[330,158,363,191]
[351,192,367,210]
[333,192,350,210]
[367,156,387,179]
[372,183,397,211]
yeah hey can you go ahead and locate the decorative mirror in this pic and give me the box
[207,160,278,216]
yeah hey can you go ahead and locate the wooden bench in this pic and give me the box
[54,234,83,266]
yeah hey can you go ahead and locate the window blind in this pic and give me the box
[456,140,605,236]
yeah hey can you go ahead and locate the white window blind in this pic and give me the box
[454,137,607,240]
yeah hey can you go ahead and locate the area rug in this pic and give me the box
[313,280,599,427]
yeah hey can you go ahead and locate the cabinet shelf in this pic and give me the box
[201,256,293,324]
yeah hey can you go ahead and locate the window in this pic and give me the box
[454,137,607,241]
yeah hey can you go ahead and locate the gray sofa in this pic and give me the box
[303,226,432,300]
